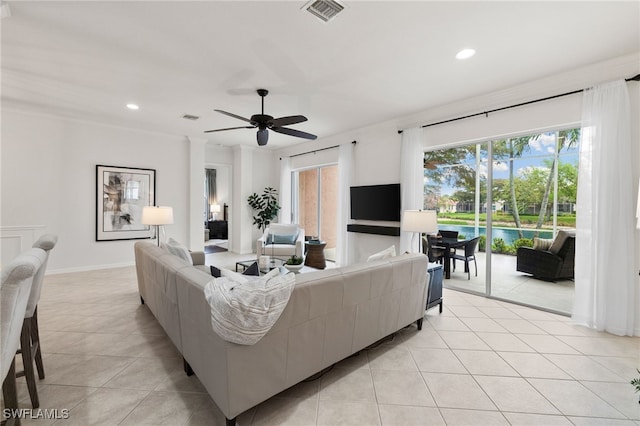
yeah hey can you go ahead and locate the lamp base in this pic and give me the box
[154,225,167,247]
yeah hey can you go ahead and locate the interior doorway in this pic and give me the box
[204,165,231,253]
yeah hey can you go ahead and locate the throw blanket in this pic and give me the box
[204,268,296,345]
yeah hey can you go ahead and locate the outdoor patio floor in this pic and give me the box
[443,252,574,315]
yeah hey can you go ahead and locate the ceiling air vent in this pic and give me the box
[303,0,344,23]
[182,114,199,121]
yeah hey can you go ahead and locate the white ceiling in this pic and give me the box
[2,1,639,149]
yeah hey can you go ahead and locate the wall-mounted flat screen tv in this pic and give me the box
[350,183,401,221]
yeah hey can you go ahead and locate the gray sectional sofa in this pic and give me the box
[134,241,429,425]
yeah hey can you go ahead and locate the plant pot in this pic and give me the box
[285,263,304,273]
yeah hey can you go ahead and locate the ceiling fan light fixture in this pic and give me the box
[205,88,317,146]
[257,129,269,146]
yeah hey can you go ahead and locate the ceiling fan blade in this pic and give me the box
[268,115,307,128]
[272,126,318,140]
[214,109,254,124]
[204,126,254,133]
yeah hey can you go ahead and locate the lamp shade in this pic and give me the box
[141,206,174,225]
[401,210,437,234]
[210,203,221,214]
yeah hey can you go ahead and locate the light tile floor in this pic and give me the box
[4,254,639,425]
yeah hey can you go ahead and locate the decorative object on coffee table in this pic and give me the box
[285,255,304,273]
[259,257,284,274]
[304,240,326,269]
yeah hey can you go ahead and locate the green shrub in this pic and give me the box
[491,238,515,255]
[491,238,506,253]
[513,238,533,250]
[478,235,487,252]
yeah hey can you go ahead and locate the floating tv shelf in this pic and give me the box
[347,224,400,236]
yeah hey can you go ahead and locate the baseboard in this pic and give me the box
[47,261,135,275]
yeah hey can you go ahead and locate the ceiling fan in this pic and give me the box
[205,89,317,146]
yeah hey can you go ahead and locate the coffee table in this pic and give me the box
[236,257,285,274]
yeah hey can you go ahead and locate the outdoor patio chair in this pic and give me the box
[516,230,575,281]
[438,230,459,239]
[452,236,480,280]
[423,236,444,264]
[438,230,459,256]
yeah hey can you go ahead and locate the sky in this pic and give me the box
[428,132,580,196]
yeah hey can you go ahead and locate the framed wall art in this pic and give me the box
[96,165,156,241]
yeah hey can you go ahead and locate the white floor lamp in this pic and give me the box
[401,210,438,254]
[142,206,174,246]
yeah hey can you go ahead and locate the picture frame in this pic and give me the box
[96,165,156,241]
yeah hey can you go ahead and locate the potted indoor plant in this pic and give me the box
[247,187,280,232]
[284,255,304,273]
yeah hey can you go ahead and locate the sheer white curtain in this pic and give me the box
[279,157,292,224]
[336,142,354,266]
[399,127,425,253]
[573,80,636,336]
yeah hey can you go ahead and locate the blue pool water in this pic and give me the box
[439,225,554,246]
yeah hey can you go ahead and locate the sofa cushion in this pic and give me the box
[367,245,396,262]
[269,224,299,236]
[549,230,572,255]
[267,234,298,245]
[166,238,193,265]
[533,237,553,251]
[204,268,294,345]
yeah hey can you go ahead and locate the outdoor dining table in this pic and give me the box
[430,236,475,279]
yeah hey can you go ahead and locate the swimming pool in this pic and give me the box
[439,225,555,246]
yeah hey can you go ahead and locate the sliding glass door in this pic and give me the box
[489,131,579,312]
[424,144,488,295]
[424,128,579,314]
[293,165,338,262]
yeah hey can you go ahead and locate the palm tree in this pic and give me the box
[533,129,580,234]
[494,137,531,238]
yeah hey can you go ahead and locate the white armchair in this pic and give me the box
[256,223,305,260]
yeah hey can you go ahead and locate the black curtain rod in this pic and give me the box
[280,140,356,160]
[398,73,640,134]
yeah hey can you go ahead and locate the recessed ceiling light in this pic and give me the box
[126,103,139,110]
[456,48,476,60]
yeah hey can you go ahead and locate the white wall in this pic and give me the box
[1,110,190,273]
